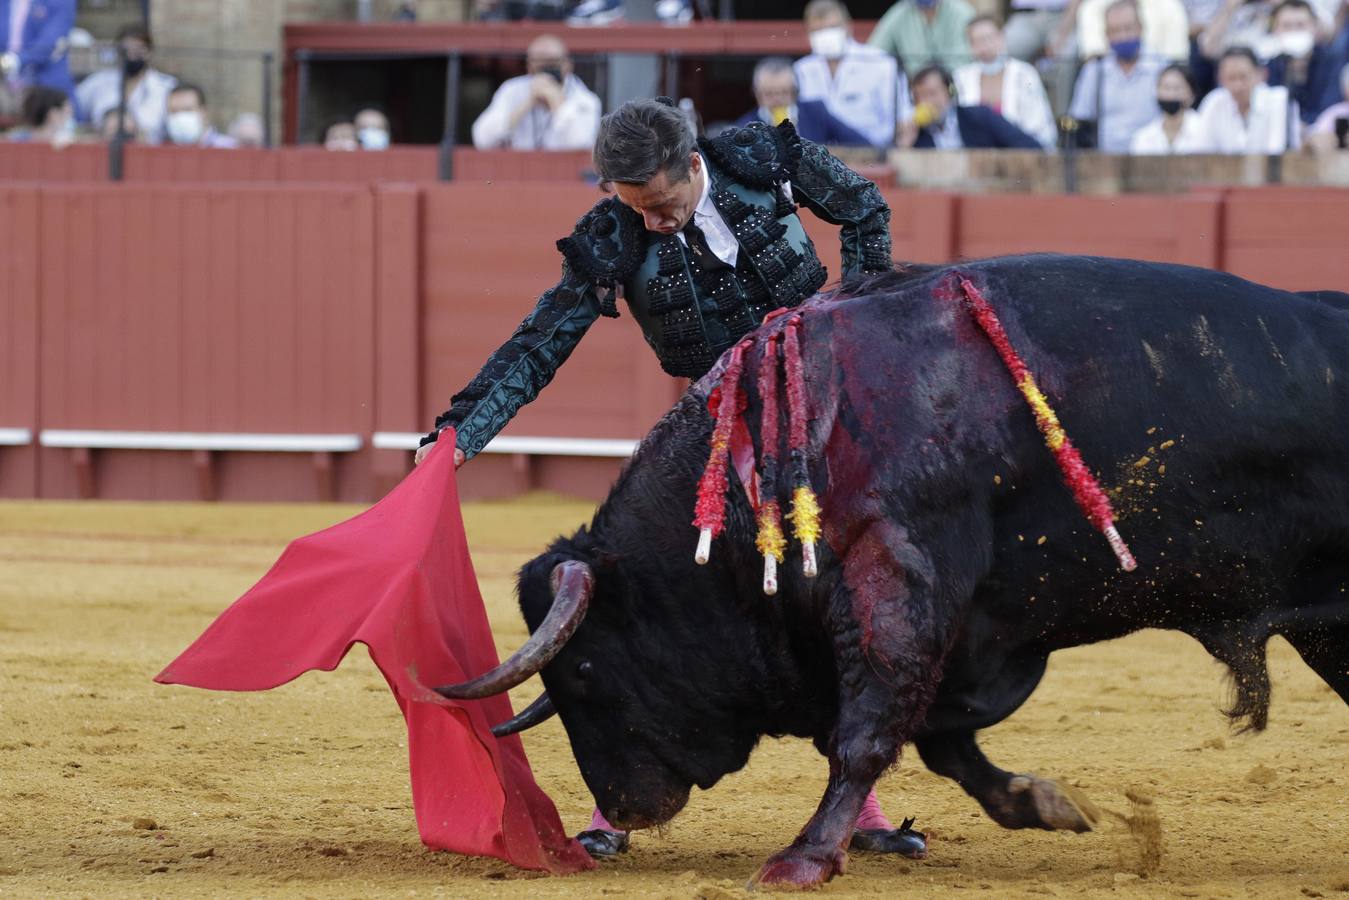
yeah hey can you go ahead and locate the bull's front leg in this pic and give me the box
[753,521,943,890]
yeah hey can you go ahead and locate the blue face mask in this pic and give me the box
[1110,38,1142,60]
[916,0,938,8]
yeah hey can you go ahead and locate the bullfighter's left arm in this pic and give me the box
[787,132,892,277]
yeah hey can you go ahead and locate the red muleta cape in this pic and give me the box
[155,434,594,875]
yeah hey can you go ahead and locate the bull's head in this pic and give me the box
[435,528,787,831]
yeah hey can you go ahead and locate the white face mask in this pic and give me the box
[978,56,1007,75]
[1277,28,1315,59]
[809,26,849,59]
[358,127,390,150]
[166,110,204,145]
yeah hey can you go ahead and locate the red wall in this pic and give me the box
[2,151,1347,502]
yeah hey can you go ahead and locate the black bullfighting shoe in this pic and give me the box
[849,817,928,858]
[576,828,630,858]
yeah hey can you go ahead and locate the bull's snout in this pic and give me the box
[602,784,691,831]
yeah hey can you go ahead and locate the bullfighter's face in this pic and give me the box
[514,545,760,830]
[612,152,704,236]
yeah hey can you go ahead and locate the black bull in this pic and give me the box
[439,255,1349,889]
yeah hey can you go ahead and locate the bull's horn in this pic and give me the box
[490,692,557,737]
[435,560,593,700]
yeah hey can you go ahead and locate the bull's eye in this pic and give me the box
[576,660,594,680]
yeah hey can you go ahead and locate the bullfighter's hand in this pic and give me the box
[413,441,465,469]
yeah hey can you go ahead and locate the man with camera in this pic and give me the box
[471,34,602,151]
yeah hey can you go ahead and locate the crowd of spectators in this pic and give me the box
[4,0,1349,158]
[1,18,271,151]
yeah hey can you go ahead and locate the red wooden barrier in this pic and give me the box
[0,187,41,497]
[0,142,105,182]
[6,179,1347,502]
[1221,187,1349,292]
[35,185,378,501]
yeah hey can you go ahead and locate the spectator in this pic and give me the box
[1194,44,1298,150]
[0,0,76,109]
[470,34,601,150]
[1130,63,1209,149]
[1073,0,1191,60]
[228,112,264,148]
[75,23,176,144]
[165,82,237,148]
[1264,0,1347,123]
[954,15,1059,147]
[5,84,74,145]
[734,56,871,145]
[355,106,391,149]
[1068,0,1168,150]
[324,120,358,151]
[1201,0,1339,59]
[394,0,417,20]
[1306,60,1349,151]
[869,0,977,78]
[98,107,139,142]
[794,0,910,148]
[1005,0,1076,67]
[901,63,1044,147]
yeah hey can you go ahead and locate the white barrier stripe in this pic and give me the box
[39,430,362,453]
[0,428,33,446]
[372,431,638,458]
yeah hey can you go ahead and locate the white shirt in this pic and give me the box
[954,58,1058,148]
[794,39,912,148]
[1077,0,1191,61]
[470,73,601,151]
[1195,83,1299,154]
[676,156,739,266]
[75,67,178,144]
[1129,109,1208,153]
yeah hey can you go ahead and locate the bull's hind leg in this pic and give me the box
[1282,611,1349,706]
[916,731,1099,831]
[752,521,942,890]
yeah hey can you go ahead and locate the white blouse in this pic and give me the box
[953,58,1058,149]
[1129,110,1209,154]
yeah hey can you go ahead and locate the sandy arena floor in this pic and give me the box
[0,497,1346,899]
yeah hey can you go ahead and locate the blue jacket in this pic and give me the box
[735,99,872,147]
[1266,45,1348,125]
[914,104,1042,150]
[0,0,75,98]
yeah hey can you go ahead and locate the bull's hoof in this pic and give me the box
[751,845,848,891]
[576,828,629,858]
[1007,775,1099,832]
[849,818,927,858]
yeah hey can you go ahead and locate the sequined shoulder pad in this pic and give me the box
[556,196,648,287]
[698,120,804,190]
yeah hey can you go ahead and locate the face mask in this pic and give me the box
[1110,38,1142,61]
[916,0,938,8]
[57,115,77,140]
[979,56,1007,75]
[166,110,204,145]
[123,57,147,77]
[809,26,848,59]
[1277,29,1315,58]
[1158,98,1184,115]
[358,127,390,150]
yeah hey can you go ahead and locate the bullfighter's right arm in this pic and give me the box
[421,196,645,462]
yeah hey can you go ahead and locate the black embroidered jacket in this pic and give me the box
[424,120,891,458]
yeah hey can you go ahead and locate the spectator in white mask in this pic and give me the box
[354,107,391,150]
[165,83,237,149]
[793,0,911,147]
